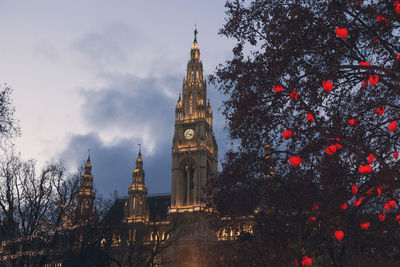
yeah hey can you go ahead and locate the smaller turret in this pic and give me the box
[126,146,148,223]
[77,151,95,219]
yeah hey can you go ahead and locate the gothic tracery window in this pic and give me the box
[189,93,193,115]
[183,162,195,205]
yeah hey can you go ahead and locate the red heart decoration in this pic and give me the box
[282,130,293,140]
[359,62,370,67]
[308,216,316,223]
[354,199,362,207]
[394,151,399,159]
[389,200,397,208]
[348,118,359,127]
[368,75,379,86]
[397,55,400,60]
[340,202,348,210]
[289,155,302,167]
[394,1,400,14]
[384,202,391,211]
[362,79,368,88]
[302,256,312,266]
[273,85,283,93]
[322,80,333,92]
[376,15,388,26]
[352,184,358,196]
[366,187,373,195]
[379,213,386,221]
[377,186,382,196]
[335,143,342,149]
[325,145,337,156]
[388,121,397,132]
[367,153,375,164]
[360,222,370,230]
[335,230,344,241]
[376,106,385,116]
[290,90,298,101]
[312,202,319,211]
[335,28,348,39]
[307,113,314,123]
[359,165,372,174]
[396,215,400,224]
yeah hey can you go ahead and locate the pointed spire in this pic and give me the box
[136,144,143,169]
[87,149,91,163]
[85,149,92,174]
[193,25,198,49]
[194,25,198,43]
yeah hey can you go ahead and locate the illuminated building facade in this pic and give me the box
[122,29,219,266]
[76,30,251,267]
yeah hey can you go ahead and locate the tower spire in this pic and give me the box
[85,149,92,175]
[194,25,198,44]
[170,30,218,213]
[126,147,148,223]
[136,144,143,169]
[77,153,95,218]
[86,148,91,164]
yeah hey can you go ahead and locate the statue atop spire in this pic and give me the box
[194,25,198,43]
[193,25,198,49]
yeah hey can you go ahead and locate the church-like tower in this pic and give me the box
[77,154,95,218]
[126,148,148,222]
[170,29,218,212]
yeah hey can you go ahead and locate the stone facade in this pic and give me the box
[77,31,251,267]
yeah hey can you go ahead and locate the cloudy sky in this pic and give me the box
[0,1,234,198]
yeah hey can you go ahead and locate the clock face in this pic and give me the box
[184,129,195,140]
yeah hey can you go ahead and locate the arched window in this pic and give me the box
[189,94,193,115]
[183,162,195,205]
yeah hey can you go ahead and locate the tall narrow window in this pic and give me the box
[190,166,194,203]
[183,163,194,205]
[183,166,188,205]
[189,93,193,115]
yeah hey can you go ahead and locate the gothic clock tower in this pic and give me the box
[170,29,218,212]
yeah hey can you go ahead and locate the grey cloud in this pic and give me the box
[80,73,178,146]
[72,23,139,66]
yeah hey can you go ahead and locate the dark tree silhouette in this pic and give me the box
[209,1,400,266]
[0,84,19,142]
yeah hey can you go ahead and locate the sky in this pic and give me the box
[0,1,234,198]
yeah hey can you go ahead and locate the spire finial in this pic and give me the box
[84,149,92,174]
[136,144,143,169]
[194,25,198,43]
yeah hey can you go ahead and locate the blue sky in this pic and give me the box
[0,1,234,198]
